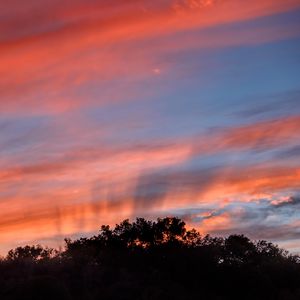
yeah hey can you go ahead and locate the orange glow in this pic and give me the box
[200,212,233,232]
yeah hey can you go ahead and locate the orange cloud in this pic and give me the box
[1,0,299,115]
[189,115,300,157]
[1,114,299,253]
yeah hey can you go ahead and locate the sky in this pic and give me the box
[1,0,300,255]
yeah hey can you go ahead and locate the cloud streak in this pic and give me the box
[0,1,300,254]
[1,0,300,115]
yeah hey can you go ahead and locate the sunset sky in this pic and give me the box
[1,0,300,254]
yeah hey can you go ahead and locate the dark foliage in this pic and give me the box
[0,217,300,299]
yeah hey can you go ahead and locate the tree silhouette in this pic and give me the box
[7,245,54,262]
[0,217,299,300]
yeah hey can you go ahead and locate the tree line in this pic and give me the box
[1,217,300,299]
